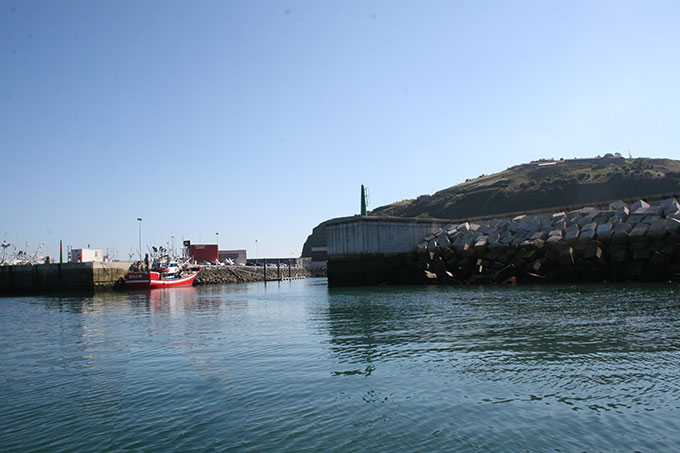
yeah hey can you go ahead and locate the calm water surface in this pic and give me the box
[1,279,679,451]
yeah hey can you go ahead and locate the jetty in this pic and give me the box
[326,194,680,286]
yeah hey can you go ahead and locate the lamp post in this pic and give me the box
[137,218,142,260]
[255,239,258,264]
[216,232,219,247]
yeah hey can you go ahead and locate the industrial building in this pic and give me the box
[189,244,218,262]
[219,249,247,264]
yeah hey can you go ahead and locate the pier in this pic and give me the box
[0,261,133,294]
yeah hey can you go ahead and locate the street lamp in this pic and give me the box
[137,218,142,260]
[216,232,219,247]
[255,239,258,264]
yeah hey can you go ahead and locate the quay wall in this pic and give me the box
[0,262,132,295]
[327,196,680,287]
[327,216,452,286]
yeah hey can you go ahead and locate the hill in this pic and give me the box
[301,157,680,257]
[370,157,680,219]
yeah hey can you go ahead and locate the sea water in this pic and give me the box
[1,279,679,451]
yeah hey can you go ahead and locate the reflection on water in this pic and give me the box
[1,280,680,451]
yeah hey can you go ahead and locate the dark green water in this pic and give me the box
[1,279,679,452]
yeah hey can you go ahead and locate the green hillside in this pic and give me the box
[370,157,680,220]
[301,156,680,257]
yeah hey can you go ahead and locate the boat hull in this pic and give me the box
[125,271,198,289]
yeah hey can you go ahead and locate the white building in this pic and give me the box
[69,248,103,263]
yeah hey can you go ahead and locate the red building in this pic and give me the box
[190,244,218,262]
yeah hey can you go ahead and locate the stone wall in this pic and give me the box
[194,265,318,285]
[419,198,680,284]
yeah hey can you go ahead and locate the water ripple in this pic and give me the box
[2,281,680,451]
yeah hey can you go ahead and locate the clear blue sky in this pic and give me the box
[2,0,680,259]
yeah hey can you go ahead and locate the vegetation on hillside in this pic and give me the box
[370,158,680,220]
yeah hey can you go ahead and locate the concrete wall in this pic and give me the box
[0,261,133,294]
[327,216,453,256]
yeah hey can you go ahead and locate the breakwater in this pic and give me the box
[0,263,324,295]
[0,262,133,294]
[420,197,680,284]
[194,265,320,285]
[327,197,680,286]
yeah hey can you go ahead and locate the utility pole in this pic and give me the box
[361,185,367,216]
[137,218,142,260]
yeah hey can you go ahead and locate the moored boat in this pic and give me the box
[125,268,200,289]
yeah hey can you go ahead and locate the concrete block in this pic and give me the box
[579,229,596,240]
[513,214,526,222]
[574,216,590,227]
[546,235,563,244]
[596,223,612,234]
[615,205,630,216]
[428,241,438,252]
[627,214,644,224]
[549,229,564,238]
[659,197,678,208]
[474,236,488,248]
[437,235,452,249]
[457,222,471,233]
[629,223,649,238]
[530,231,548,241]
[634,206,664,216]
[593,211,615,224]
[647,219,666,238]
[642,215,661,225]
[469,223,481,232]
[552,220,567,231]
[565,226,580,241]
[579,207,599,218]
[531,239,546,248]
[497,219,511,230]
[508,222,522,233]
[425,233,436,242]
[500,232,515,244]
[609,200,628,211]
[552,212,566,222]
[417,241,428,252]
[613,223,632,233]
[663,202,680,217]
[583,222,598,231]
[447,231,462,242]
[630,199,649,212]
[584,242,603,260]
[519,221,540,233]
[597,230,614,241]
[665,218,680,234]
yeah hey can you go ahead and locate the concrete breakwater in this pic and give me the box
[194,265,320,285]
[419,197,680,284]
[0,262,133,294]
[0,263,324,295]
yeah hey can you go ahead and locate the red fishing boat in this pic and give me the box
[125,261,200,289]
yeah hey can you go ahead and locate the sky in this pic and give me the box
[2,0,680,260]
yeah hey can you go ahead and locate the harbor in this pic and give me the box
[2,279,679,451]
